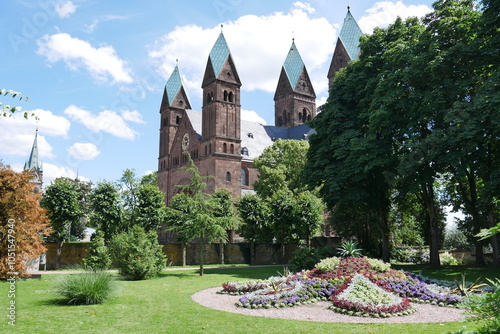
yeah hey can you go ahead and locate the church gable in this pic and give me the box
[169,112,200,164]
[273,67,293,101]
[294,67,316,98]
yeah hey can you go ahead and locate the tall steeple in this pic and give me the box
[158,61,191,171]
[201,29,241,149]
[24,129,43,193]
[274,39,316,128]
[327,7,363,88]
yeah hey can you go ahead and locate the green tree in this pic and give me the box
[41,177,82,269]
[165,156,232,276]
[118,168,139,223]
[295,190,325,248]
[237,194,272,264]
[253,139,310,197]
[134,183,167,232]
[89,181,123,241]
[82,231,111,270]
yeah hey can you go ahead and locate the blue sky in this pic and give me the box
[1,0,435,186]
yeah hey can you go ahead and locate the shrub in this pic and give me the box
[56,271,114,305]
[290,246,335,271]
[459,278,500,333]
[440,251,462,266]
[109,226,166,280]
[315,256,341,272]
[83,231,112,270]
[365,257,391,272]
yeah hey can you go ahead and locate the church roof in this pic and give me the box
[209,32,232,77]
[24,131,42,172]
[339,8,363,60]
[283,40,305,89]
[165,63,190,106]
[184,109,314,160]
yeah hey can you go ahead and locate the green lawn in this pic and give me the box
[2,266,496,334]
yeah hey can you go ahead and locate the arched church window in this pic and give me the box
[223,90,228,101]
[228,92,234,103]
[176,116,180,124]
[223,143,227,153]
[226,172,231,182]
[230,144,234,154]
[241,168,249,186]
[298,112,302,122]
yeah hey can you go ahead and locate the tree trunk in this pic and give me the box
[250,242,255,265]
[219,243,225,265]
[422,183,441,268]
[55,239,64,270]
[199,242,204,276]
[182,243,187,267]
[280,236,286,264]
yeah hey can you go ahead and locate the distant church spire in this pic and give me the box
[24,128,43,193]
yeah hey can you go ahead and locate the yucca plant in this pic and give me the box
[56,271,115,305]
[452,273,488,296]
[337,240,363,258]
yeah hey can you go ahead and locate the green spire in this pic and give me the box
[339,7,363,60]
[24,129,42,173]
[165,61,190,106]
[283,39,305,89]
[209,31,232,77]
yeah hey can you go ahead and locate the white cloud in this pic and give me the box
[55,1,77,18]
[315,96,328,109]
[64,105,140,140]
[68,142,100,160]
[0,109,70,158]
[121,110,145,124]
[149,3,336,97]
[42,162,78,186]
[359,1,432,34]
[241,109,267,124]
[37,33,133,84]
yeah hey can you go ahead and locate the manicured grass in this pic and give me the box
[2,266,497,334]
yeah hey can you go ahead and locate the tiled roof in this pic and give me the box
[165,64,190,106]
[209,32,231,77]
[283,40,305,89]
[339,8,363,60]
[184,110,314,160]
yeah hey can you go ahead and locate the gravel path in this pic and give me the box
[192,287,467,324]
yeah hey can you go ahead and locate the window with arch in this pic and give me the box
[226,172,231,182]
[230,144,234,154]
[228,91,233,103]
[223,90,228,101]
[241,147,249,156]
[176,115,180,124]
[223,143,227,153]
[241,168,249,186]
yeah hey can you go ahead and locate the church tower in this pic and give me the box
[327,7,363,88]
[24,129,43,194]
[274,39,316,128]
[158,63,191,171]
[201,29,242,155]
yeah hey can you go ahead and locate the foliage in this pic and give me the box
[89,181,123,241]
[337,240,363,258]
[461,277,500,331]
[445,227,473,250]
[165,155,235,275]
[440,251,462,266]
[82,231,111,270]
[134,182,167,232]
[0,164,51,278]
[0,89,31,118]
[452,274,488,297]
[55,270,114,305]
[41,177,83,269]
[109,226,166,280]
[315,256,341,273]
[237,193,272,243]
[365,257,391,272]
[289,246,335,271]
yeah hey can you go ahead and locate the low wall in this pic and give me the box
[41,237,341,270]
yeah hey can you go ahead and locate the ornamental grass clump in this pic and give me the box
[56,271,115,305]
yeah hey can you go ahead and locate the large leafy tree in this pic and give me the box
[41,177,82,269]
[89,181,123,241]
[134,182,167,232]
[0,163,51,277]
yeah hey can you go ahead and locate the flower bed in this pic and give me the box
[219,256,466,317]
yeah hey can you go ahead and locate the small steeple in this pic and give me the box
[283,39,306,90]
[24,128,42,173]
[164,61,191,109]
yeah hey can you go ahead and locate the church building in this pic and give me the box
[24,129,43,194]
[157,8,361,208]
